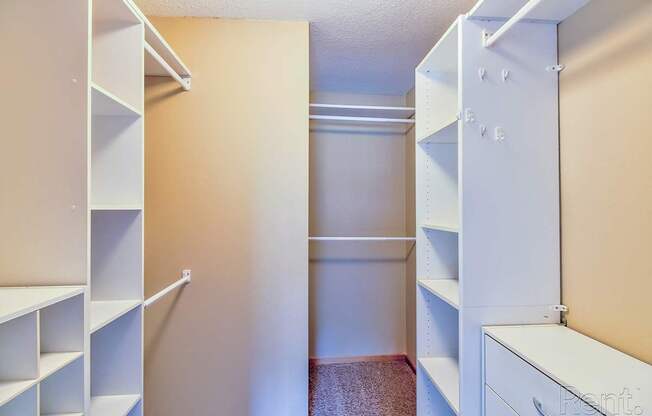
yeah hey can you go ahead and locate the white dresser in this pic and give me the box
[483,325,652,416]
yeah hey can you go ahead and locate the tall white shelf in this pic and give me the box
[0,0,191,414]
[415,1,590,415]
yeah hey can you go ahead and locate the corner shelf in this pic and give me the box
[417,116,458,144]
[418,279,459,309]
[421,223,459,233]
[418,357,460,415]
[90,394,141,416]
[91,83,142,117]
[90,300,141,334]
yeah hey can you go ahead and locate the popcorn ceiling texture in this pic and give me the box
[134,0,477,95]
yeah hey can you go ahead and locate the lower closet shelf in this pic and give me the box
[90,394,140,416]
[0,380,34,407]
[90,300,141,333]
[418,357,460,415]
[40,352,84,379]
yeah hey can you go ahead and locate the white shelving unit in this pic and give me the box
[415,1,590,415]
[0,0,191,414]
[0,287,85,415]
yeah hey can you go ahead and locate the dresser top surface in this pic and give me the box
[484,324,651,416]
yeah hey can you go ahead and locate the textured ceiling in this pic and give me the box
[134,0,477,95]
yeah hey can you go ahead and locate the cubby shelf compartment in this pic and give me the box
[0,380,34,408]
[90,205,143,211]
[39,352,83,380]
[0,287,84,325]
[418,279,460,309]
[90,394,141,416]
[418,357,460,415]
[417,116,458,144]
[421,223,459,233]
[90,300,141,334]
[92,83,142,117]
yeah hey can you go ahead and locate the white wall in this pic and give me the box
[309,91,411,359]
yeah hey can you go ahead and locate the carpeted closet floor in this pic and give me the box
[309,360,417,416]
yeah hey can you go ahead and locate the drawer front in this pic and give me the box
[486,385,520,416]
[485,335,562,416]
[484,336,600,416]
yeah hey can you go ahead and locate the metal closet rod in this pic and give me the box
[309,236,416,241]
[144,270,192,309]
[309,103,415,124]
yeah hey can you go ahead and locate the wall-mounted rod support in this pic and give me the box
[145,42,191,91]
[309,115,415,124]
[483,0,543,48]
[309,237,416,241]
[144,270,192,309]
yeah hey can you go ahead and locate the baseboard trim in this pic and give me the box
[405,356,416,373]
[310,354,408,366]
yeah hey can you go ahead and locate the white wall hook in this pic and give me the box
[495,127,505,142]
[502,69,510,82]
[464,108,475,123]
[480,125,487,137]
[478,67,487,81]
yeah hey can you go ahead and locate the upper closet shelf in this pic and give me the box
[0,287,83,325]
[129,4,192,90]
[309,103,415,125]
[469,0,591,48]
[422,223,459,234]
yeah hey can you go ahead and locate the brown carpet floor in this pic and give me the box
[309,360,416,416]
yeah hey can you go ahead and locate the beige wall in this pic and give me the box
[405,88,417,368]
[559,0,652,364]
[309,92,409,359]
[144,17,309,415]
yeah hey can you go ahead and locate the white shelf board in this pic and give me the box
[418,116,458,144]
[0,287,84,325]
[418,357,460,415]
[309,103,414,119]
[90,300,141,333]
[42,413,83,416]
[484,325,652,416]
[0,379,35,408]
[90,204,143,211]
[418,279,460,309]
[144,42,191,91]
[468,0,591,22]
[39,352,83,381]
[90,394,141,416]
[422,223,459,233]
[91,83,142,117]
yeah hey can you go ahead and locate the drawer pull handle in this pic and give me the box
[533,398,547,416]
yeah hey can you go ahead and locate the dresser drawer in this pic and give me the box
[484,335,599,416]
[486,385,519,416]
[485,335,564,416]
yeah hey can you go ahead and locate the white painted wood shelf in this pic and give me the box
[421,223,459,233]
[0,287,83,325]
[417,116,458,144]
[90,204,143,211]
[418,357,460,415]
[90,300,141,334]
[418,279,459,309]
[90,394,141,416]
[40,352,84,380]
[91,83,142,117]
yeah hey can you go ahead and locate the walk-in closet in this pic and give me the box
[1,0,650,415]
